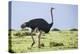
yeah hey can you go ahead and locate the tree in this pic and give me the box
[52,28,60,31]
[70,28,78,31]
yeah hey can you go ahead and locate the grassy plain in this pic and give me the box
[9,30,78,53]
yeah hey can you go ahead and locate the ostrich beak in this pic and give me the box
[51,8,55,10]
[53,8,55,9]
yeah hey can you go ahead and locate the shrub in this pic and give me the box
[13,32,21,36]
[40,43,45,47]
[52,28,60,31]
[22,32,36,36]
[21,29,29,31]
[49,42,64,47]
[13,32,36,36]
[70,28,78,31]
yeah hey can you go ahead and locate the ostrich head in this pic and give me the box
[21,22,29,29]
[51,7,55,10]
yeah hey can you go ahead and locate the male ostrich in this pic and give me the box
[21,8,54,48]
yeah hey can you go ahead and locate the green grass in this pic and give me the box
[9,30,78,53]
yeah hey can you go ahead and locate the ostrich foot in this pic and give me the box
[31,42,35,48]
[38,45,41,48]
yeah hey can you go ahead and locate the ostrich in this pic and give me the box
[21,8,54,48]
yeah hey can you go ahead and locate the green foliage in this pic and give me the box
[21,32,36,36]
[40,43,45,47]
[13,32,21,36]
[21,29,29,31]
[52,28,60,31]
[70,28,78,31]
[13,31,36,37]
[49,42,64,47]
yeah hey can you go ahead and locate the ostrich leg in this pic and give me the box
[38,30,42,48]
[31,30,35,48]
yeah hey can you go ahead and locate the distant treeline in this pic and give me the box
[8,28,78,37]
[51,28,78,31]
[9,28,78,31]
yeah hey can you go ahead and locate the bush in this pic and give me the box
[13,32,36,37]
[21,32,36,36]
[21,29,29,31]
[70,28,78,31]
[40,43,45,47]
[52,28,60,31]
[49,42,64,47]
[13,32,21,36]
